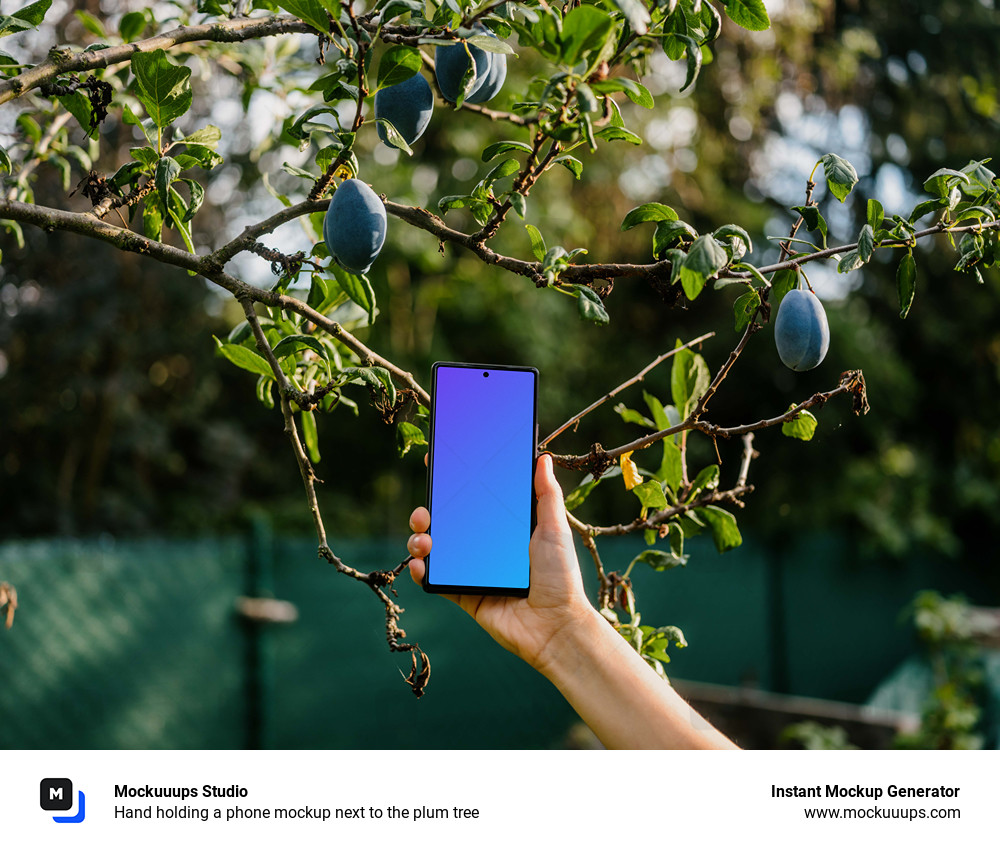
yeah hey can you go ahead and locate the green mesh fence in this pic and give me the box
[0,531,992,749]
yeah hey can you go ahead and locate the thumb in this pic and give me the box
[535,453,570,533]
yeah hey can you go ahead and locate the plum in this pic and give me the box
[323,179,387,275]
[434,36,491,103]
[374,72,434,149]
[774,287,830,371]
[466,37,507,104]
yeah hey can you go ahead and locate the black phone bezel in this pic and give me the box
[422,361,538,598]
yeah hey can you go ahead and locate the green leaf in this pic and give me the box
[680,235,727,299]
[0,144,10,174]
[119,10,146,42]
[213,336,274,378]
[858,223,875,262]
[867,198,884,231]
[632,479,668,512]
[485,157,520,183]
[678,35,703,92]
[377,45,421,89]
[733,287,760,332]
[0,0,50,38]
[923,167,969,199]
[143,192,163,239]
[482,140,533,161]
[75,9,104,36]
[559,5,615,67]
[770,267,798,308]
[131,49,193,128]
[379,0,423,22]
[180,178,204,223]
[723,0,770,31]
[130,146,158,168]
[909,197,947,222]
[155,155,180,200]
[618,77,654,108]
[820,153,859,203]
[273,333,329,363]
[574,285,609,325]
[714,224,753,256]
[276,0,331,33]
[629,549,686,573]
[57,91,96,138]
[594,126,642,145]
[564,466,621,511]
[554,155,583,179]
[466,34,515,55]
[782,407,818,441]
[342,366,396,407]
[837,249,864,273]
[438,194,471,212]
[791,205,828,247]
[653,220,698,258]
[687,464,720,500]
[621,202,678,230]
[181,125,222,148]
[611,0,651,35]
[372,118,414,155]
[961,159,996,192]
[614,403,654,429]
[643,390,671,431]
[897,252,916,319]
[694,505,743,553]
[525,224,546,261]
[301,409,321,463]
[331,266,376,325]
[166,186,195,253]
[396,421,428,458]
[671,343,710,418]
[657,438,683,492]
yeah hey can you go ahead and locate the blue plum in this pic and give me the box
[323,179,387,275]
[434,37,491,103]
[374,72,434,149]
[774,288,830,371]
[466,47,507,104]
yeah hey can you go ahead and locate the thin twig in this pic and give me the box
[550,370,865,470]
[540,332,715,448]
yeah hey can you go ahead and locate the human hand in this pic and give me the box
[406,452,598,674]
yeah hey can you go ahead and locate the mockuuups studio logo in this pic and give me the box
[40,778,86,823]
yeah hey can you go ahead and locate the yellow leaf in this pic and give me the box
[621,450,643,490]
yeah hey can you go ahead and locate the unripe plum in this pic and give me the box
[435,38,491,103]
[774,288,830,371]
[323,179,387,275]
[374,72,434,149]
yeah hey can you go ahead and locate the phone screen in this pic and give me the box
[424,362,537,596]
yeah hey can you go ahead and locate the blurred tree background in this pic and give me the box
[2,0,997,592]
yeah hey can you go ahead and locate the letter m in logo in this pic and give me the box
[40,779,73,811]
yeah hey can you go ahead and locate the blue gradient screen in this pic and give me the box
[427,364,536,592]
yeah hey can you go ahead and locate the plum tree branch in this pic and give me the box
[0,198,430,405]
[549,370,866,472]
[243,298,430,696]
[0,15,313,106]
[540,332,716,448]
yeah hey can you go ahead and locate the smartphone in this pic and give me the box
[423,362,538,596]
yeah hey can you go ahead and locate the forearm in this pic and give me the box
[539,608,739,750]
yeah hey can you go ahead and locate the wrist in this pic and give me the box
[532,602,614,685]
